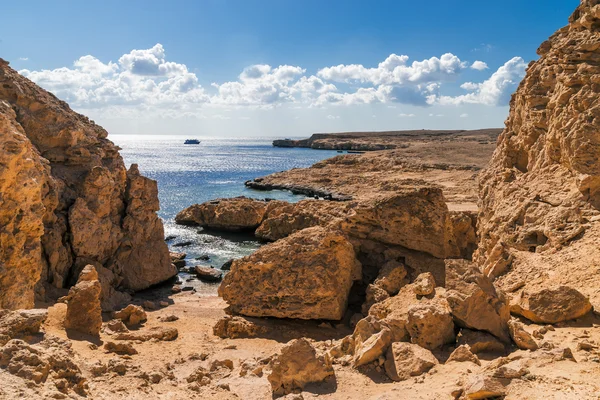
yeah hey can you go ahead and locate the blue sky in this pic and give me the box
[0,0,580,136]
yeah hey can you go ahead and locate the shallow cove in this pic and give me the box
[110,134,339,294]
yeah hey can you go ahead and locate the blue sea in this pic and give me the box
[110,135,338,293]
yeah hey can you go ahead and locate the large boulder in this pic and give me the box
[268,338,334,396]
[64,265,102,336]
[510,286,592,323]
[406,298,455,350]
[218,226,361,320]
[175,197,268,231]
[444,260,510,343]
[0,60,175,309]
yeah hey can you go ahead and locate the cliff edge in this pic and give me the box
[0,59,176,310]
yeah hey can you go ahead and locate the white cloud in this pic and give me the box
[471,61,488,71]
[317,53,466,86]
[18,57,29,61]
[429,113,444,117]
[19,44,525,119]
[435,57,527,106]
[326,114,340,120]
[399,113,416,117]
[460,113,469,118]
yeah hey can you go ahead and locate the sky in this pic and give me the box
[0,0,581,136]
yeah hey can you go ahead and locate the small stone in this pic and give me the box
[412,272,436,296]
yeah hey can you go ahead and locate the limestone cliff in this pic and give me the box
[477,1,600,306]
[0,59,175,310]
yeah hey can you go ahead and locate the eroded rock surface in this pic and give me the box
[175,197,268,231]
[0,60,175,310]
[63,265,102,336]
[219,226,361,320]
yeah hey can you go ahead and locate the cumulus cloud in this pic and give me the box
[470,61,488,71]
[20,44,208,112]
[19,44,525,117]
[399,113,416,117]
[435,57,527,106]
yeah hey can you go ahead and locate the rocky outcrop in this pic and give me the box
[268,338,334,396]
[63,265,102,336]
[476,1,600,303]
[0,60,175,310]
[0,309,47,345]
[219,227,361,320]
[175,197,268,230]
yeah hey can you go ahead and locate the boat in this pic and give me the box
[184,139,200,144]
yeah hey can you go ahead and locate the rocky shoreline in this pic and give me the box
[2,2,600,399]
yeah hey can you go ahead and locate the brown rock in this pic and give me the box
[465,375,506,399]
[0,61,175,309]
[361,284,390,315]
[445,260,510,343]
[219,226,361,320]
[353,327,392,367]
[175,197,267,230]
[212,316,266,339]
[511,286,592,324]
[447,345,481,366]
[113,304,147,326]
[373,260,408,295]
[412,272,436,296]
[104,341,138,355]
[457,329,506,354]
[507,319,538,350]
[170,252,186,268]
[114,326,178,342]
[194,265,223,282]
[103,319,129,335]
[406,297,455,350]
[384,342,438,382]
[64,265,102,336]
[268,338,334,396]
[0,309,47,345]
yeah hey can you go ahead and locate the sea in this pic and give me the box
[110,135,339,294]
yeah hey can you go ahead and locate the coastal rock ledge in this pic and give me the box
[0,59,176,310]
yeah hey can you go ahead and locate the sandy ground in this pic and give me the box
[3,285,600,400]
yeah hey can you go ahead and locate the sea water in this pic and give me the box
[110,135,338,293]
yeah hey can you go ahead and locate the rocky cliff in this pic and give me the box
[477,1,600,308]
[0,59,175,310]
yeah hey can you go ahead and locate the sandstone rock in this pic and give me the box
[210,359,234,371]
[0,336,86,394]
[457,329,506,354]
[195,265,223,282]
[213,316,266,339]
[444,260,510,343]
[221,258,235,270]
[104,341,138,355]
[353,327,392,367]
[511,286,592,323]
[373,260,408,295]
[0,61,175,309]
[406,298,455,350]
[0,309,47,345]
[476,1,600,303]
[268,338,334,396]
[412,272,435,296]
[361,284,390,315]
[219,226,361,320]
[64,265,102,336]
[175,197,267,230]
[464,375,505,399]
[113,305,147,326]
[170,252,186,268]
[384,342,438,382]
[103,319,129,335]
[447,345,481,366]
[114,327,178,342]
[507,319,538,350]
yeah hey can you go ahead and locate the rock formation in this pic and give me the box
[0,59,175,310]
[219,226,362,320]
[63,265,102,336]
[476,0,600,313]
